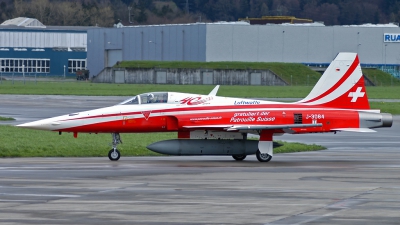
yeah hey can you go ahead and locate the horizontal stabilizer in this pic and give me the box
[331,128,376,132]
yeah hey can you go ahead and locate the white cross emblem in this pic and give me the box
[348,87,365,102]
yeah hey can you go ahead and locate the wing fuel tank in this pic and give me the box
[147,139,282,156]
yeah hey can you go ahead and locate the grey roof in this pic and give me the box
[0,25,100,32]
[0,17,101,32]
[1,17,45,27]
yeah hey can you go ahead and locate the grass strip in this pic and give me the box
[370,102,400,115]
[0,126,325,157]
[274,141,326,153]
[0,116,15,121]
[0,81,313,97]
[1,81,400,99]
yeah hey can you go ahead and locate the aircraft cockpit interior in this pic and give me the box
[119,92,168,105]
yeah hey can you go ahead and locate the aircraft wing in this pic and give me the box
[183,123,322,131]
[208,85,220,96]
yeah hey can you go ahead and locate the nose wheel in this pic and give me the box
[108,149,121,161]
[109,133,122,161]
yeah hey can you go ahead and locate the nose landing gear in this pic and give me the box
[108,133,122,161]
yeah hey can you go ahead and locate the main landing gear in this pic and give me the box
[108,133,122,161]
[232,151,272,162]
[232,155,247,161]
[256,150,272,162]
[231,152,272,162]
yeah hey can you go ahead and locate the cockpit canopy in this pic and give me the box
[119,92,168,105]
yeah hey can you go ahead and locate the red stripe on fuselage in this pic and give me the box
[61,103,331,123]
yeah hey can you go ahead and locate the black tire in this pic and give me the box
[108,149,121,161]
[256,150,272,162]
[232,155,247,161]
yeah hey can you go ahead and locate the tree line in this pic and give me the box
[1,0,400,26]
[0,0,203,26]
[0,0,114,26]
[174,0,400,25]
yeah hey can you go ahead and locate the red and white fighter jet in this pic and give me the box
[18,52,393,162]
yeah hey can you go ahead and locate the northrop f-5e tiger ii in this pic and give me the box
[18,52,393,162]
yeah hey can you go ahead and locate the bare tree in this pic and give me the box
[0,1,13,21]
[53,1,85,26]
[88,4,114,27]
[12,0,30,18]
[111,0,129,24]
[30,0,52,24]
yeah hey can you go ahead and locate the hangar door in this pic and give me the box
[106,50,122,67]
[156,71,167,84]
[114,71,125,83]
[250,73,261,85]
[202,72,213,85]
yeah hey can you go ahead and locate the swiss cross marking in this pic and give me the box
[348,87,365,102]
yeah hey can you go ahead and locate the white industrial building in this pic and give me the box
[87,21,400,78]
[0,17,92,76]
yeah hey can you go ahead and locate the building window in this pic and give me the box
[0,58,50,73]
[68,59,87,73]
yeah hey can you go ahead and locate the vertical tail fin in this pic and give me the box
[299,52,370,110]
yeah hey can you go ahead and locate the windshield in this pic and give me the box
[140,92,168,104]
[119,92,168,105]
[119,96,139,105]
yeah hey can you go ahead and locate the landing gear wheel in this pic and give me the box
[108,149,121,161]
[108,133,122,161]
[232,155,247,161]
[256,150,272,162]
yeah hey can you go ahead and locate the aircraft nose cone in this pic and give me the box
[17,121,44,130]
[17,120,59,130]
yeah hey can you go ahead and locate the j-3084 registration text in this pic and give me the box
[306,114,325,119]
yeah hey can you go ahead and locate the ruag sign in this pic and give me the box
[384,33,400,42]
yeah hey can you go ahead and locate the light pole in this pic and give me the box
[149,41,156,60]
[384,44,387,72]
[128,6,133,24]
[22,65,25,84]
[64,65,66,79]
[282,30,285,62]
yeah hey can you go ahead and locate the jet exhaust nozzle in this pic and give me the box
[359,112,393,129]
[381,113,393,128]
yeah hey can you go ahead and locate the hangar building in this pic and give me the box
[0,17,91,77]
[88,22,400,79]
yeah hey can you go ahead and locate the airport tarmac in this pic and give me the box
[0,95,400,224]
